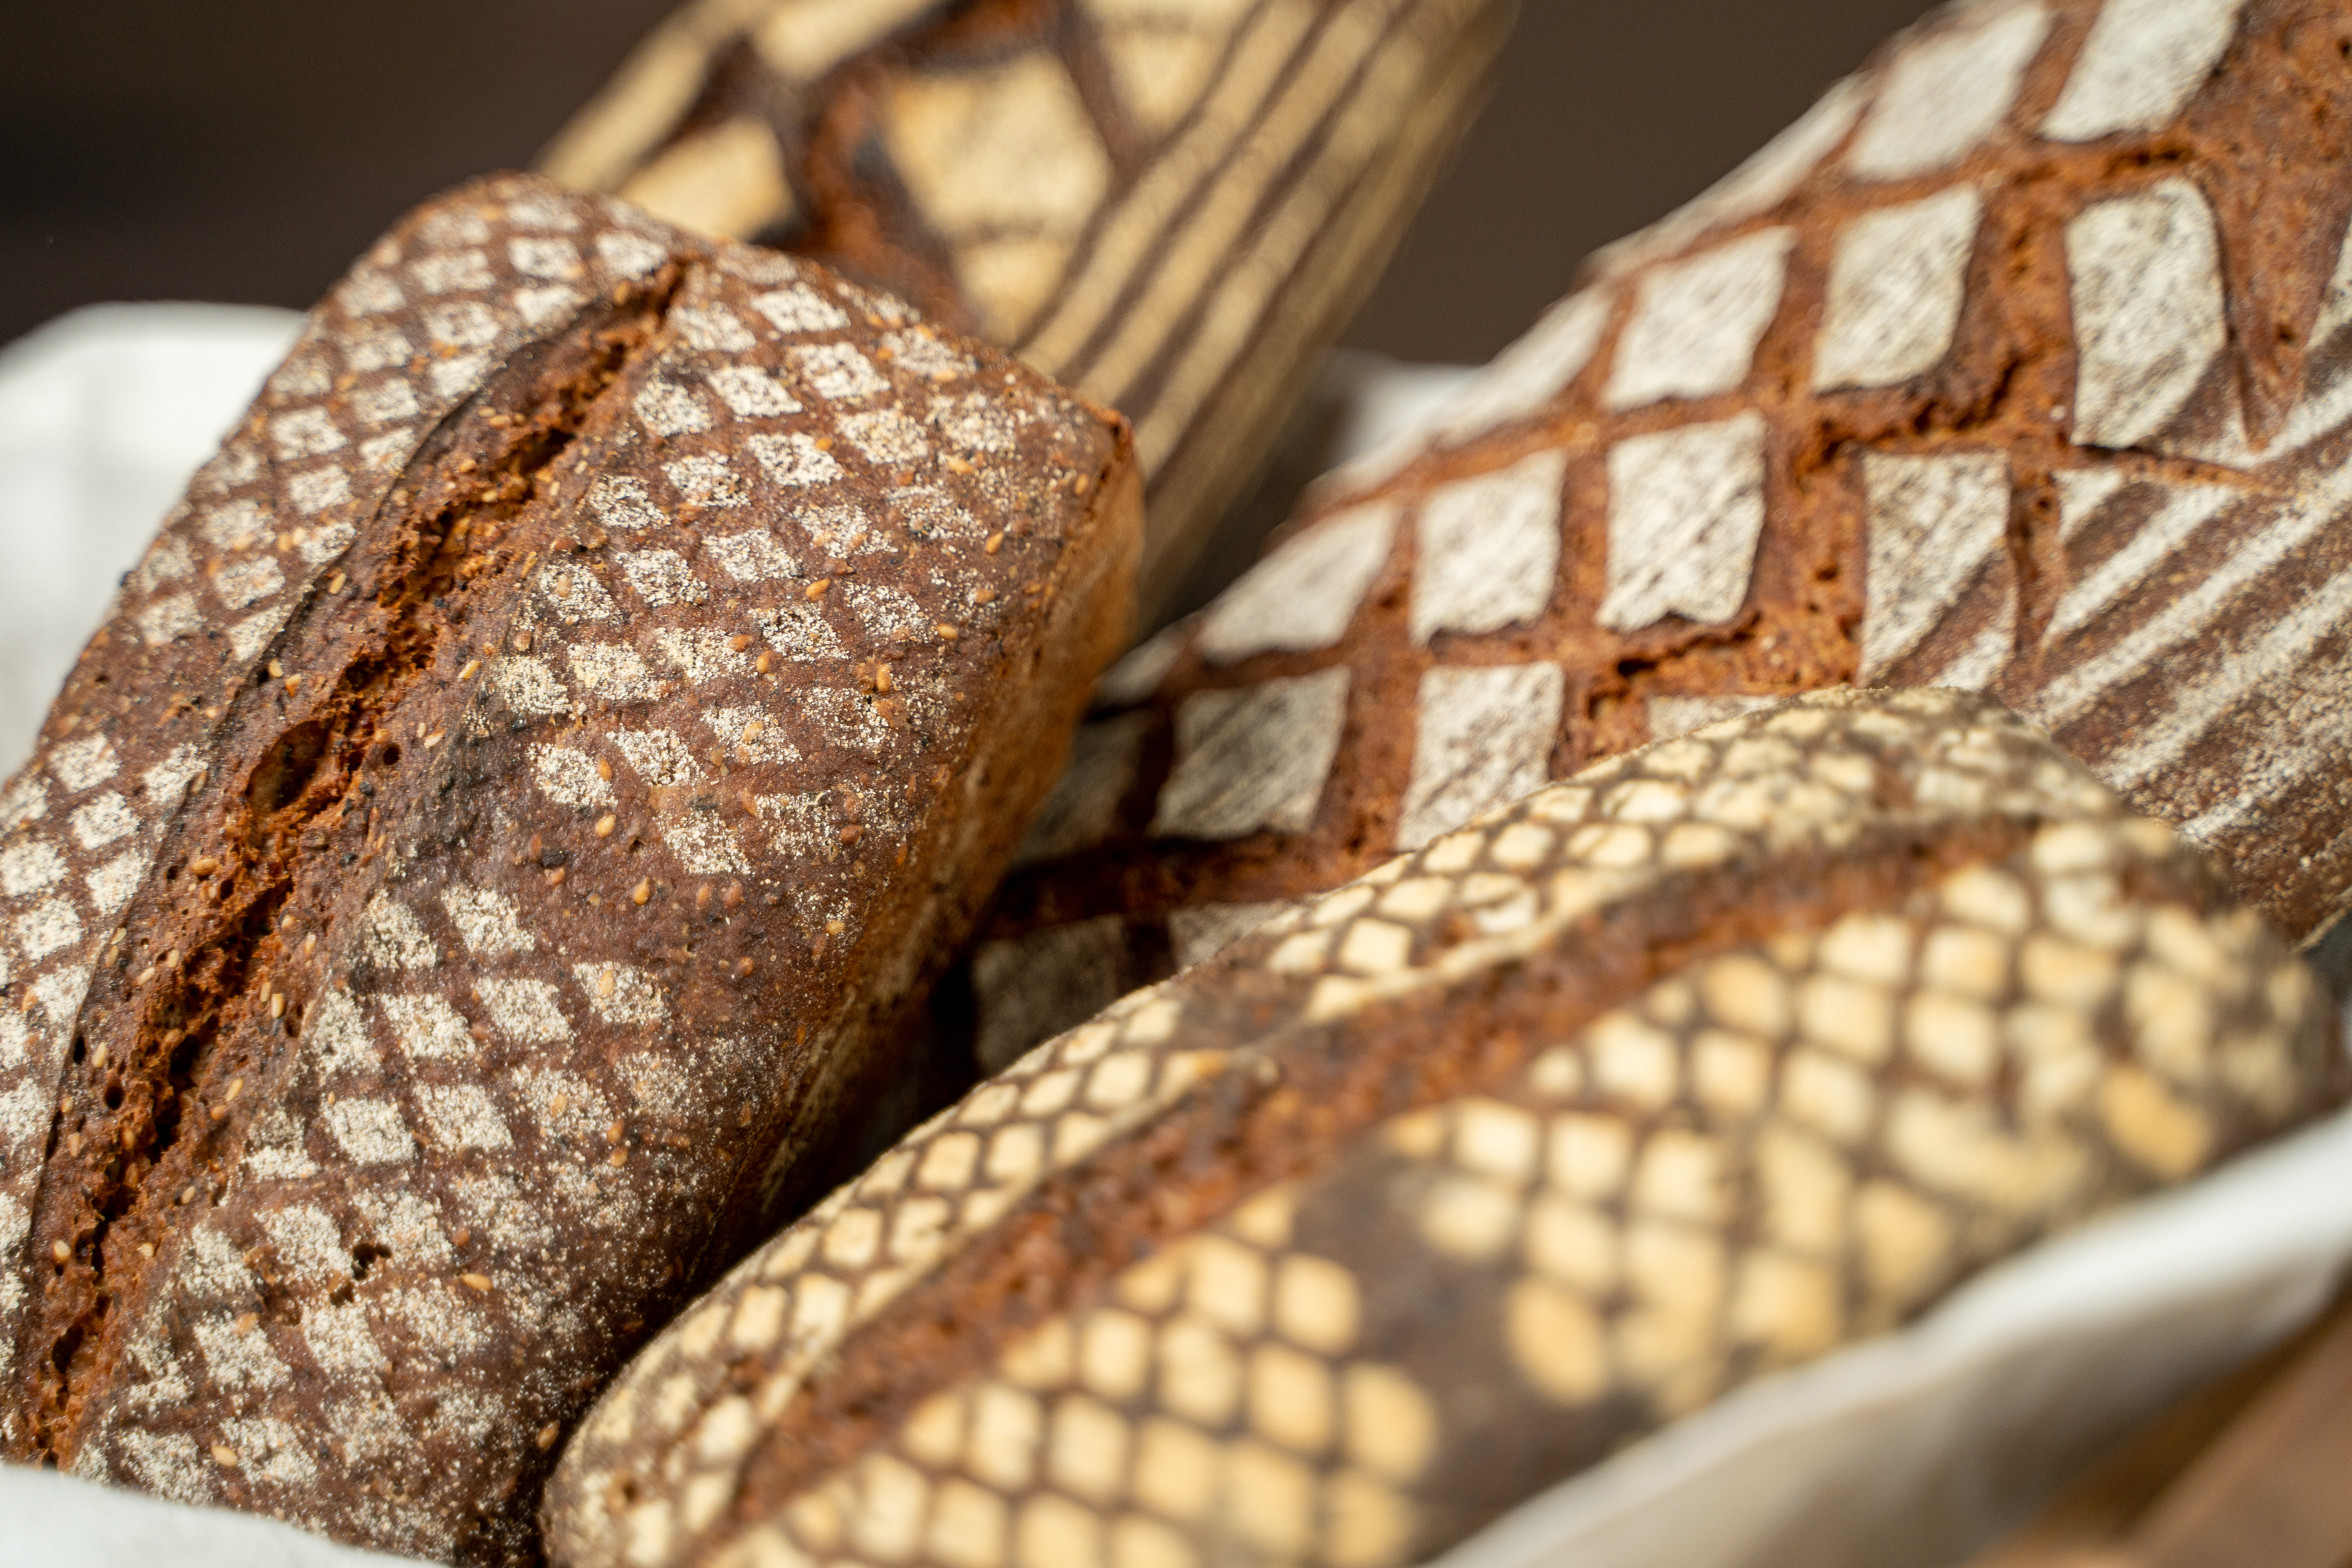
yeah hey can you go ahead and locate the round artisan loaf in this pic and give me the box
[537,0,1518,618]
[545,688,2345,1568]
[0,173,1138,1561]
[972,0,2352,1070]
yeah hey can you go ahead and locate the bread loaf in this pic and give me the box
[546,687,2344,1568]
[970,0,2352,1069]
[537,0,1516,617]
[0,172,1139,1562]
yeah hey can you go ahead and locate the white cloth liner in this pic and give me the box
[0,302,304,779]
[0,1461,422,1567]
[1,304,2347,1566]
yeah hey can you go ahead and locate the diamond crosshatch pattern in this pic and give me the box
[548,688,2344,1568]
[0,173,1136,1561]
[976,0,2352,1067]
[539,0,1519,613]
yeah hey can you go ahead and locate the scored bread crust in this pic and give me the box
[544,688,2344,1568]
[0,172,1137,1563]
[971,0,2352,1070]
[535,0,1518,616]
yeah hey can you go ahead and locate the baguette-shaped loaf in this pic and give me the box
[546,688,2343,1568]
[0,173,1138,1561]
[972,0,2352,1069]
[538,0,1515,616]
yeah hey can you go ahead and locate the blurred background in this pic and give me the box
[3,0,1931,363]
[15,13,2352,1565]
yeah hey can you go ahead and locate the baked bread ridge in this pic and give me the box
[0,172,1138,1562]
[543,688,2345,1568]
[535,0,1517,616]
[970,0,2352,1069]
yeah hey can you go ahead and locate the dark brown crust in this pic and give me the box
[744,816,2048,1497]
[26,263,685,1468]
[0,173,1137,1563]
[537,0,1517,616]
[545,690,2345,1568]
[966,0,2352,1073]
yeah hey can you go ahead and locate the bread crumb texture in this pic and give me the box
[0,172,1134,1563]
[979,0,2352,1070]
[547,687,2344,1568]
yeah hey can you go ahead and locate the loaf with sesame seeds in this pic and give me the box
[966,0,2352,1072]
[0,172,1138,1562]
[536,0,1515,618]
[544,688,2345,1568]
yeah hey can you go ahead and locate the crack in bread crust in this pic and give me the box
[22,270,686,1468]
[0,172,1139,1564]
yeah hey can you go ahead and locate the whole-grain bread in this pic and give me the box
[545,687,2345,1568]
[537,0,1516,618]
[0,172,1138,1562]
[969,0,2352,1070]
